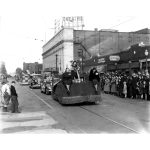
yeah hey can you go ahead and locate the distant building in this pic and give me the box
[23,62,42,74]
[42,27,150,73]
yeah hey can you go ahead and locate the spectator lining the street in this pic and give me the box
[10,81,20,113]
[100,70,150,101]
[0,79,11,112]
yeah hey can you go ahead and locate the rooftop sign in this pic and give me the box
[54,16,84,34]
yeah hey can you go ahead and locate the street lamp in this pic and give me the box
[78,49,84,73]
[115,63,117,70]
[55,54,58,72]
[145,49,148,71]
[129,61,132,75]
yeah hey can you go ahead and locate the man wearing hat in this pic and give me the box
[1,79,11,112]
[10,81,20,113]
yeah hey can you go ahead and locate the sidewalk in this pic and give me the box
[0,110,67,133]
[0,86,67,133]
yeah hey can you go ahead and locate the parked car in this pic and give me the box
[40,81,52,94]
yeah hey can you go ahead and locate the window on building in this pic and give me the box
[76,37,80,42]
[145,36,150,43]
[110,48,113,52]
[128,36,132,43]
[109,36,113,41]
[119,35,123,40]
[100,35,105,41]
[78,49,83,58]
[137,37,140,42]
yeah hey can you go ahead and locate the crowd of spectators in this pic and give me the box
[100,71,150,101]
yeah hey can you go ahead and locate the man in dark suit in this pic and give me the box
[10,81,20,113]
[131,73,138,99]
[89,68,100,94]
[146,75,150,101]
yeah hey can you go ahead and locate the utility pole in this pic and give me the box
[56,54,58,72]
[81,49,83,73]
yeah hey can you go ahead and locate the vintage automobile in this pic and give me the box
[29,74,41,89]
[20,75,30,86]
[41,77,60,95]
[40,81,52,94]
[29,79,41,89]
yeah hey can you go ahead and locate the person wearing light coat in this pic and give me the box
[1,79,11,112]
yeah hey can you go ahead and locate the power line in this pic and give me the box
[108,17,135,29]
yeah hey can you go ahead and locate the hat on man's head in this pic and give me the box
[12,81,16,83]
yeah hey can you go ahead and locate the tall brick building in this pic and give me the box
[23,62,42,74]
[42,28,150,73]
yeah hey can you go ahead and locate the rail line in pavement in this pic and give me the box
[24,87,139,133]
[79,106,139,133]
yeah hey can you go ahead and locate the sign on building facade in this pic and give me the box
[109,55,120,61]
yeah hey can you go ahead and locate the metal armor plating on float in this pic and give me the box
[52,60,102,105]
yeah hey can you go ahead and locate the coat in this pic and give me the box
[1,83,11,106]
[104,79,110,92]
[110,78,116,93]
[89,69,100,82]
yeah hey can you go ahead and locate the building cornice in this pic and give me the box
[42,27,74,48]
[42,39,73,56]
[42,28,64,48]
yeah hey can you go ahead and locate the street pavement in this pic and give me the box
[0,79,150,133]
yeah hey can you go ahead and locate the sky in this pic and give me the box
[0,0,150,73]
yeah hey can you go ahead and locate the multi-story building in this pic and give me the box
[42,28,150,73]
[23,62,42,74]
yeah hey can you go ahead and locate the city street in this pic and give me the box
[0,80,150,134]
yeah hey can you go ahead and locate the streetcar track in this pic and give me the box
[79,106,139,133]
[23,86,139,133]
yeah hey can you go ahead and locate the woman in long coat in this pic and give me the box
[104,77,110,94]
[110,76,117,95]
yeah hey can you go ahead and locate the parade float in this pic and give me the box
[52,61,102,105]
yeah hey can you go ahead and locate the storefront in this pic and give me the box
[83,44,150,73]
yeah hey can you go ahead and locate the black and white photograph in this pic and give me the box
[0,0,150,149]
